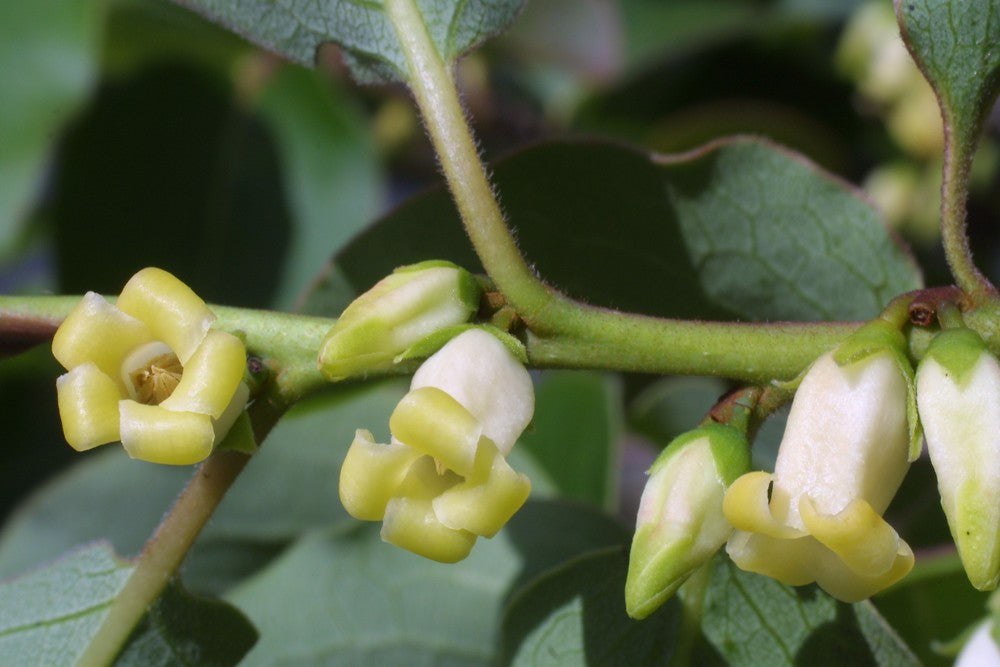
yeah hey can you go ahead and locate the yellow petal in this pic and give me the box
[118,400,215,465]
[159,330,246,418]
[389,386,482,477]
[56,364,122,450]
[381,496,476,563]
[723,471,805,539]
[339,430,421,521]
[115,267,214,364]
[212,382,249,445]
[432,438,530,537]
[52,292,154,393]
[725,531,819,587]
[799,496,901,576]
[812,539,914,602]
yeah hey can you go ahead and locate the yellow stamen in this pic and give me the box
[130,352,183,405]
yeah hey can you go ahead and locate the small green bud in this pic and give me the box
[318,261,481,381]
[625,423,750,619]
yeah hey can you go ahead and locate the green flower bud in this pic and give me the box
[318,261,481,381]
[625,423,750,620]
[917,328,1000,590]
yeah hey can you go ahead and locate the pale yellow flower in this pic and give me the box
[52,267,249,465]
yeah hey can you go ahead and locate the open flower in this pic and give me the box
[52,267,249,465]
[724,346,914,602]
[339,329,534,562]
[626,423,750,620]
[917,328,1000,590]
[317,261,481,381]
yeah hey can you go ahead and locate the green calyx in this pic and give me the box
[650,422,750,486]
[923,328,991,388]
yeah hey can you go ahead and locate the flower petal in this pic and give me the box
[56,363,122,450]
[159,330,246,418]
[116,267,214,364]
[52,292,154,393]
[799,495,903,577]
[725,531,820,587]
[811,539,913,602]
[432,437,530,537]
[389,386,482,477]
[411,329,533,455]
[119,400,215,465]
[723,471,806,539]
[339,430,421,521]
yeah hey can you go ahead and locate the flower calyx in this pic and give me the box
[52,267,250,465]
[626,422,750,620]
[338,329,534,562]
[317,261,482,381]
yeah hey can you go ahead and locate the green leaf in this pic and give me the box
[701,557,919,666]
[304,138,920,322]
[498,548,704,666]
[173,0,527,83]
[896,0,1000,159]
[0,2,99,249]
[254,66,383,308]
[225,501,628,664]
[0,542,133,664]
[519,371,622,510]
[115,579,257,667]
[0,380,556,595]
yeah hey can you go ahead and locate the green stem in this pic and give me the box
[940,127,995,301]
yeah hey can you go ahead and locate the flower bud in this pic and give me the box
[724,337,914,602]
[956,621,1000,667]
[917,328,1000,590]
[625,423,750,620]
[338,329,533,562]
[317,261,481,381]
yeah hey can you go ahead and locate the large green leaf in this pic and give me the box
[226,501,628,665]
[303,138,920,322]
[497,548,723,666]
[700,557,919,665]
[115,580,258,667]
[519,371,622,510]
[0,542,133,665]
[173,0,527,83]
[896,0,1000,160]
[0,2,99,251]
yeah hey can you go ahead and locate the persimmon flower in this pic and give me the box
[917,328,1000,590]
[626,423,750,619]
[52,267,249,465]
[339,329,533,563]
[724,347,914,602]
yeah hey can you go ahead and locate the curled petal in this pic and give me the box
[116,267,214,364]
[411,329,533,455]
[52,292,154,393]
[726,531,820,587]
[381,456,475,562]
[159,330,247,418]
[339,430,421,521]
[799,496,902,576]
[723,471,805,539]
[56,364,122,450]
[432,438,530,537]
[812,539,914,603]
[389,386,482,477]
[119,400,215,465]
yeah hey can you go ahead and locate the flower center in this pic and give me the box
[130,352,183,405]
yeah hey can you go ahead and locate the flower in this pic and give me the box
[317,261,482,381]
[52,267,249,465]
[338,328,534,562]
[724,346,914,602]
[625,423,750,619]
[956,620,1000,667]
[917,328,1000,590]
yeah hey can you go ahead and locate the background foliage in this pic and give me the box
[1,0,999,664]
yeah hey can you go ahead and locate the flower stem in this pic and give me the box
[76,396,287,666]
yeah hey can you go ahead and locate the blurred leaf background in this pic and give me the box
[2,1,999,664]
